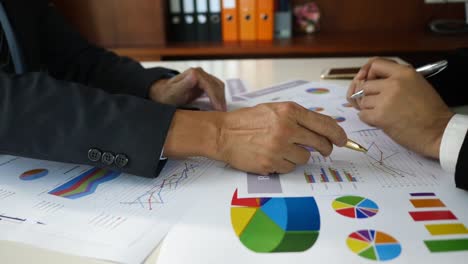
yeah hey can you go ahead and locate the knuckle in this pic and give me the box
[277,102,299,115]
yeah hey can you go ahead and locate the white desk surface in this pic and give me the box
[1,57,400,264]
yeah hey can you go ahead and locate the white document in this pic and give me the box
[0,155,224,264]
[158,170,468,264]
[158,81,468,263]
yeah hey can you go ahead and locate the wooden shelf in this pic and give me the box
[112,32,468,61]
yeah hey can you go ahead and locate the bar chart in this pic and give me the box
[304,166,358,184]
[408,192,468,253]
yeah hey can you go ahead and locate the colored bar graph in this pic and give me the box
[409,210,457,221]
[328,168,343,182]
[320,168,329,182]
[304,172,315,183]
[410,192,436,197]
[344,171,356,182]
[410,199,446,208]
[425,223,468,236]
[424,238,468,252]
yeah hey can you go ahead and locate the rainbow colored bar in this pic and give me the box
[409,210,457,221]
[320,168,329,182]
[328,168,343,182]
[344,170,357,182]
[304,172,315,183]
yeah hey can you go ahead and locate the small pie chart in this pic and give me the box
[347,229,402,261]
[19,169,49,181]
[332,195,379,219]
[333,116,346,123]
[306,88,329,94]
[309,107,324,112]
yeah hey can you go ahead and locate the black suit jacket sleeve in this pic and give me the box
[427,48,468,107]
[455,133,468,191]
[39,2,178,98]
[0,71,176,177]
[427,48,468,191]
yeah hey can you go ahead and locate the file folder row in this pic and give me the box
[167,0,292,42]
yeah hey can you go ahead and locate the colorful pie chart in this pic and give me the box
[19,169,49,181]
[332,195,379,219]
[309,107,324,112]
[230,189,320,252]
[306,88,329,94]
[347,229,402,261]
[333,116,346,122]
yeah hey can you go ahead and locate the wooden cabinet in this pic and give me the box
[51,0,468,61]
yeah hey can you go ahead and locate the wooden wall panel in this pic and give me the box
[295,0,465,33]
[51,0,465,51]
[51,0,166,48]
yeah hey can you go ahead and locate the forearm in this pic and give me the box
[0,72,175,177]
[163,110,222,160]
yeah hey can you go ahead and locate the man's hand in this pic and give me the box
[163,102,347,175]
[149,67,227,111]
[346,58,454,159]
[216,102,347,175]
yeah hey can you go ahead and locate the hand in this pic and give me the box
[348,58,454,159]
[149,67,227,111]
[216,102,347,175]
[163,102,347,175]
[346,57,397,109]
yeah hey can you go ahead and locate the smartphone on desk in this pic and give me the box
[320,67,361,80]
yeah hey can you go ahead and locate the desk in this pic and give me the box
[0,57,398,264]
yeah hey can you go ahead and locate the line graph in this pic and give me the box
[355,130,441,188]
[365,141,415,178]
[120,159,210,211]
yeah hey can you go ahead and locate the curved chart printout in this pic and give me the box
[230,189,320,253]
[48,167,120,199]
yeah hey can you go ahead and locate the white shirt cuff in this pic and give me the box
[440,114,468,174]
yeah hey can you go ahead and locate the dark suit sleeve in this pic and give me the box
[455,132,468,191]
[39,1,178,98]
[0,72,176,178]
[427,48,468,107]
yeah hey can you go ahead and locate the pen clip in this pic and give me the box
[416,60,448,78]
[422,64,447,78]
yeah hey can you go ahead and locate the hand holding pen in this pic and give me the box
[345,58,454,159]
[350,59,448,100]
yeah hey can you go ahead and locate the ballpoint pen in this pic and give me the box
[345,139,368,153]
[350,60,448,99]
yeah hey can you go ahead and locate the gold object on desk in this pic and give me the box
[345,139,368,153]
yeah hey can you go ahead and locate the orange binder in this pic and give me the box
[238,0,256,40]
[256,0,274,40]
[221,0,239,41]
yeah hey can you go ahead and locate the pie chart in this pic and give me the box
[306,88,329,94]
[347,229,402,261]
[333,116,346,123]
[19,169,49,181]
[308,107,324,112]
[230,189,320,252]
[332,195,379,219]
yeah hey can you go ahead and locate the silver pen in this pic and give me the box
[350,60,448,99]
